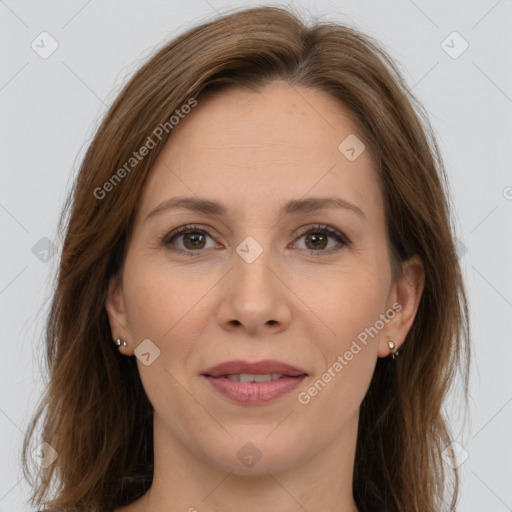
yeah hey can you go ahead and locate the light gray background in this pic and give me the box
[1,1,511,510]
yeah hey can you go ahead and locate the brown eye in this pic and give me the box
[181,231,207,250]
[293,225,349,254]
[163,225,217,256]
[304,232,329,250]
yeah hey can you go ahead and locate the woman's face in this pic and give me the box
[106,80,423,475]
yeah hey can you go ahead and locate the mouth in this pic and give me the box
[201,360,308,405]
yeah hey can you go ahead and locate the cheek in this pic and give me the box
[122,257,217,404]
[298,290,381,438]
[299,267,386,412]
[122,256,218,341]
[121,259,209,426]
[307,267,389,351]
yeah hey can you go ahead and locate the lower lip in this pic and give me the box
[203,375,307,405]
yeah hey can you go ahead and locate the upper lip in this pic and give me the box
[202,359,308,377]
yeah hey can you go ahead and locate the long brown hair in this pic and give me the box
[22,5,470,511]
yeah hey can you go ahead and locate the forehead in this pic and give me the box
[137,81,383,224]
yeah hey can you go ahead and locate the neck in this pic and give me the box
[137,413,360,512]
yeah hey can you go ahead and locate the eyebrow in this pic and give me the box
[145,195,366,221]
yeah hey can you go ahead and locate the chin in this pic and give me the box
[197,432,303,475]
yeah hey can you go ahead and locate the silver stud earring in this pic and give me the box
[387,337,400,360]
[114,338,127,348]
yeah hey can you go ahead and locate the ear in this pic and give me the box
[105,273,134,355]
[377,254,425,358]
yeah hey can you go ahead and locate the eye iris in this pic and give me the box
[183,232,206,250]
[305,232,327,250]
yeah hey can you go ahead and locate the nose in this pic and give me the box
[216,244,292,336]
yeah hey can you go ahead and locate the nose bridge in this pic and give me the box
[232,232,276,293]
[217,230,291,332]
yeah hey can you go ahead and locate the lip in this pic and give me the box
[202,359,307,378]
[201,359,308,406]
[203,374,307,405]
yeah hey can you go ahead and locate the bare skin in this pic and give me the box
[107,80,424,512]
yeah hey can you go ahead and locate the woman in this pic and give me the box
[22,5,470,512]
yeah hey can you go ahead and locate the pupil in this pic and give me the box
[185,233,204,249]
[307,233,326,250]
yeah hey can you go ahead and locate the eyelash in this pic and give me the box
[161,223,350,258]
